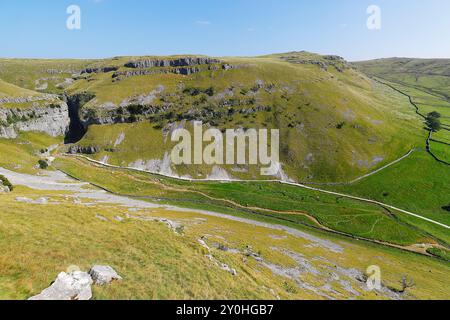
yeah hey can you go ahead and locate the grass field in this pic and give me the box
[328,150,450,244]
[355,58,450,161]
[0,54,449,300]
[1,174,449,300]
[0,132,61,174]
[54,156,440,248]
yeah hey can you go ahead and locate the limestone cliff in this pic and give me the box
[0,96,70,139]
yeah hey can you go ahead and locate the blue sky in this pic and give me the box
[0,0,449,61]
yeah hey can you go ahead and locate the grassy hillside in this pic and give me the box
[0,132,61,174]
[0,53,449,300]
[0,79,40,98]
[57,52,424,182]
[0,59,94,94]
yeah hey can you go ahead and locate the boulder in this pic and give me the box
[89,265,122,286]
[0,100,70,139]
[29,271,93,300]
[68,145,100,155]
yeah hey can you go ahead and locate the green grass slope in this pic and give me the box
[0,59,95,94]
[55,156,438,248]
[2,184,449,300]
[0,79,40,98]
[65,52,423,183]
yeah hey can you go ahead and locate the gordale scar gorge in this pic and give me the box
[0,52,449,300]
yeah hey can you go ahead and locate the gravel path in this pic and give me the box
[0,167,343,253]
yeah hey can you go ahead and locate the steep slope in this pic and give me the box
[54,52,423,183]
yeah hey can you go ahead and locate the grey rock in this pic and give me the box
[81,66,119,74]
[89,265,122,286]
[68,145,100,155]
[114,216,124,222]
[220,263,237,276]
[113,66,202,80]
[29,271,93,300]
[0,99,70,139]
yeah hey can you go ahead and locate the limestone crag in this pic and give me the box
[0,99,70,139]
[124,57,220,69]
[81,66,119,74]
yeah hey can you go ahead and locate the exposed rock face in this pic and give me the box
[109,57,223,81]
[129,152,174,177]
[119,85,165,107]
[124,57,220,69]
[89,265,123,286]
[65,92,95,143]
[207,166,233,180]
[278,53,350,72]
[0,94,57,104]
[68,145,100,155]
[113,66,201,80]
[81,66,119,74]
[0,100,70,139]
[29,271,93,301]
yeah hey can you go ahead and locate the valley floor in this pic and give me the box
[1,166,449,300]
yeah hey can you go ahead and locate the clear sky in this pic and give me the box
[0,0,449,61]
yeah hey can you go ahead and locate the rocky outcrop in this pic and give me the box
[81,66,119,74]
[89,265,122,286]
[110,57,223,81]
[278,53,350,72]
[124,57,220,69]
[0,94,58,104]
[0,99,70,139]
[113,66,202,81]
[0,174,11,193]
[29,271,93,301]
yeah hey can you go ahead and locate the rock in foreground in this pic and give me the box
[29,271,93,301]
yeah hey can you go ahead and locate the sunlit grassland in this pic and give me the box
[329,150,450,244]
[0,132,62,174]
[54,156,433,247]
[71,57,423,183]
[1,184,449,300]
